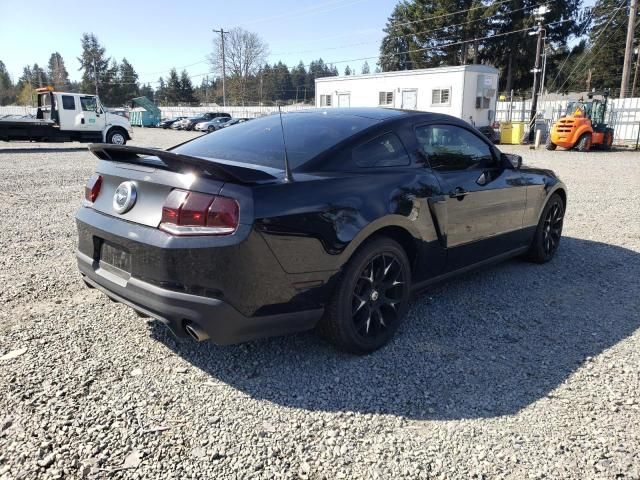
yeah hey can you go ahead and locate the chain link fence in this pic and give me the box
[496,97,640,145]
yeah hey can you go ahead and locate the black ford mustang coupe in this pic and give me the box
[76,108,566,354]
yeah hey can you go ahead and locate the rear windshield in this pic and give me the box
[171,113,378,170]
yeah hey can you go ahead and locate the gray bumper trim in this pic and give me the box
[77,251,323,345]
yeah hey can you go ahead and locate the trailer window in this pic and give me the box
[62,96,76,110]
[80,97,97,112]
[431,88,451,106]
[320,95,332,107]
[379,92,393,106]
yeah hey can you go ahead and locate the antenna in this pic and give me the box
[277,104,294,183]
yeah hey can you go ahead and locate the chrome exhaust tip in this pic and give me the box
[184,322,210,342]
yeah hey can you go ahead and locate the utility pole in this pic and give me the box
[93,58,99,97]
[632,46,639,97]
[212,28,226,107]
[528,6,547,142]
[620,0,638,98]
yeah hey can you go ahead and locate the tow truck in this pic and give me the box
[0,87,133,144]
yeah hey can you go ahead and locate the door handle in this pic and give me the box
[449,187,468,200]
[81,118,85,124]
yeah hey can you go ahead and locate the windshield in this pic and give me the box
[171,112,378,170]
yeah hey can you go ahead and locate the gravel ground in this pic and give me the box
[1,129,639,480]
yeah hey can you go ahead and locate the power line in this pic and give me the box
[554,4,627,93]
[547,0,625,92]
[386,0,514,30]
[271,2,548,57]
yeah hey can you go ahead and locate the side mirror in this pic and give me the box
[503,153,522,170]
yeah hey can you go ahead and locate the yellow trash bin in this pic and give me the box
[510,122,526,144]
[500,122,513,144]
[500,121,526,144]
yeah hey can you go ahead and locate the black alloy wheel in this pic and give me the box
[542,201,563,257]
[526,193,564,263]
[352,253,406,339]
[318,237,411,354]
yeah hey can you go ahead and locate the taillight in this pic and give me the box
[84,174,103,203]
[159,189,239,236]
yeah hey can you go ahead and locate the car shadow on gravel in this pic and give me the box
[148,236,640,420]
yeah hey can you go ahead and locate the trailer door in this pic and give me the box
[401,89,417,110]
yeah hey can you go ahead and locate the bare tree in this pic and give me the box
[209,28,268,105]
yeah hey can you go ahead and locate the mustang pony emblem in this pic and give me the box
[112,181,137,214]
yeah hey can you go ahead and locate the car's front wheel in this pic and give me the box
[318,237,411,354]
[526,193,564,263]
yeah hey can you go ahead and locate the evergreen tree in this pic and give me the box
[260,63,275,103]
[116,58,139,104]
[139,83,154,103]
[47,52,69,90]
[31,64,48,88]
[378,0,582,93]
[156,77,166,104]
[179,70,196,103]
[361,61,371,74]
[165,68,181,104]
[272,61,292,102]
[577,0,639,94]
[0,60,14,105]
[78,33,110,96]
[344,65,352,76]
[290,61,307,102]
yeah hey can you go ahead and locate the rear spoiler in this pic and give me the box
[89,144,278,184]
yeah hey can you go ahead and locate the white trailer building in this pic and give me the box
[315,64,499,127]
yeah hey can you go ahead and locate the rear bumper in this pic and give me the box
[77,250,323,344]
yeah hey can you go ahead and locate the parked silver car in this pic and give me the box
[195,117,232,133]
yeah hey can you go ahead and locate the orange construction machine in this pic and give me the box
[546,91,614,152]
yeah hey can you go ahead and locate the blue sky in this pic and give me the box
[0,0,595,85]
[0,0,395,84]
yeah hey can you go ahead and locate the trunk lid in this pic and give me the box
[88,144,277,228]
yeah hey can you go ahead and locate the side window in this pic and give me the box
[416,124,494,171]
[61,95,76,110]
[431,88,451,106]
[80,97,97,112]
[320,94,332,107]
[353,132,410,168]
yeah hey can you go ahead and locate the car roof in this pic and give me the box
[286,107,459,123]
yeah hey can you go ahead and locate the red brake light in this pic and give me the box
[181,192,214,226]
[159,189,239,236]
[85,174,103,203]
[207,196,239,230]
[161,190,188,224]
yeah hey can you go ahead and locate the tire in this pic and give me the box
[575,133,591,152]
[545,141,557,151]
[106,128,127,145]
[602,130,613,150]
[317,237,412,354]
[207,126,215,133]
[526,193,565,264]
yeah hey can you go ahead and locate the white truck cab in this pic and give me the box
[0,87,133,144]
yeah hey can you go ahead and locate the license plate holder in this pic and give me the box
[99,241,131,274]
